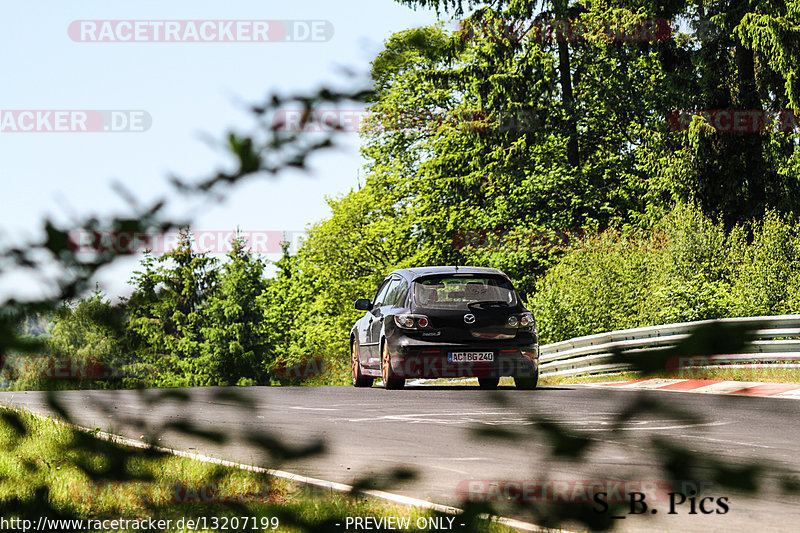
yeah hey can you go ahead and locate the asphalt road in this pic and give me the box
[1,384,799,532]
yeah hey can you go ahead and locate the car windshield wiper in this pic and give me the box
[467,300,509,308]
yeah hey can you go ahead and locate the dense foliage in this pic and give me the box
[248,0,800,381]
[534,204,800,343]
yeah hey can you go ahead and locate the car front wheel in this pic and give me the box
[381,342,405,390]
[351,341,373,388]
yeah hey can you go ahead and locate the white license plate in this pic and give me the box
[448,351,494,362]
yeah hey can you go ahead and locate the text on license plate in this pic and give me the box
[448,352,494,362]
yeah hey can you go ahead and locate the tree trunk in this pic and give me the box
[554,0,580,167]
[735,42,766,217]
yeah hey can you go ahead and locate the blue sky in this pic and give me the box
[0,1,448,299]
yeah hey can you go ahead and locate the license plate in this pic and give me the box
[448,351,494,362]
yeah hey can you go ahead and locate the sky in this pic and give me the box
[0,0,449,300]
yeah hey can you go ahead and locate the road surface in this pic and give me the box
[1,384,798,532]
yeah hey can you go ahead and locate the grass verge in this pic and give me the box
[0,408,520,532]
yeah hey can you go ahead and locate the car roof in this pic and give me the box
[389,266,508,281]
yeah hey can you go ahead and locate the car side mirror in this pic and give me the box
[354,298,373,311]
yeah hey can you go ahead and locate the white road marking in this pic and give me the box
[340,412,533,425]
[679,434,774,449]
[433,457,488,461]
[574,421,729,432]
[338,411,725,433]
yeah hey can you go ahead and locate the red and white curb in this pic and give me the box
[587,378,800,399]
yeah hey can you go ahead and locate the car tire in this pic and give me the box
[478,377,500,389]
[514,369,539,390]
[381,342,405,390]
[351,341,373,388]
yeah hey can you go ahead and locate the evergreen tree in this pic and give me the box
[202,235,269,385]
[125,230,218,386]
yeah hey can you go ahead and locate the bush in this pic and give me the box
[533,204,800,344]
[730,212,800,316]
[640,204,742,324]
[532,231,655,344]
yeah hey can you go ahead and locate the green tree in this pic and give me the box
[16,290,127,390]
[125,230,218,386]
[260,188,415,383]
[668,0,800,225]
[201,235,269,385]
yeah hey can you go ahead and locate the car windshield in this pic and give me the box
[412,275,519,310]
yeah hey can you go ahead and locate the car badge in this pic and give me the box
[464,314,476,324]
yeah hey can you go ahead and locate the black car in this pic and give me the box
[350,266,539,389]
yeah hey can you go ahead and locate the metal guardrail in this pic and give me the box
[538,315,800,377]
